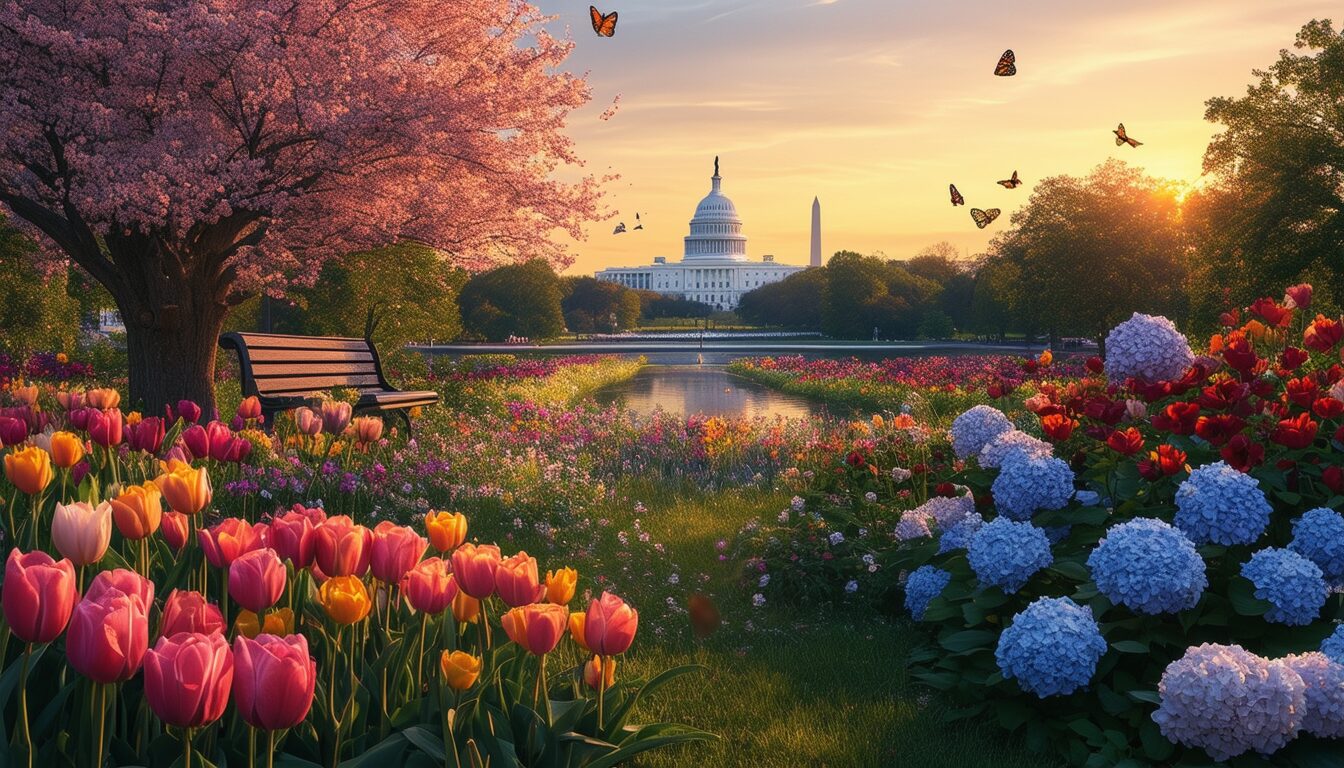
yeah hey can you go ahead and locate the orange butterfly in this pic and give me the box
[590,5,618,37]
[1114,123,1142,148]
[997,170,1022,189]
[688,593,721,639]
[971,208,1001,229]
[994,49,1016,76]
[949,184,965,206]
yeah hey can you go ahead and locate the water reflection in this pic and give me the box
[594,366,823,419]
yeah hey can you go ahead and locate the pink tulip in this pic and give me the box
[370,521,427,584]
[269,505,326,568]
[181,424,208,460]
[205,421,235,462]
[584,592,639,656]
[160,590,225,637]
[0,416,26,446]
[501,603,569,656]
[85,569,155,614]
[51,501,113,566]
[450,543,502,599]
[143,632,234,728]
[66,589,150,683]
[2,549,77,643]
[198,518,268,568]
[126,416,166,454]
[313,516,372,577]
[68,407,93,432]
[352,415,383,446]
[232,634,316,730]
[160,511,191,551]
[402,559,458,615]
[174,400,203,424]
[495,551,545,607]
[321,400,352,434]
[228,549,287,613]
[294,407,322,436]
[57,390,85,411]
[87,407,124,447]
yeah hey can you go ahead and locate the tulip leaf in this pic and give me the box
[583,723,718,768]
[401,726,446,761]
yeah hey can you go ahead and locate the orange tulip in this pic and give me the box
[451,590,481,624]
[4,446,53,495]
[233,607,295,639]
[544,567,578,606]
[85,388,121,410]
[48,431,85,469]
[440,650,481,691]
[12,384,38,406]
[584,655,616,691]
[569,613,590,652]
[318,576,371,625]
[155,460,212,515]
[500,603,568,656]
[110,482,164,539]
[425,510,468,552]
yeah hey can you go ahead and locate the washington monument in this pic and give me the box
[810,196,822,267]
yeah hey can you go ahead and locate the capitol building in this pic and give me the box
[595,159,815,310]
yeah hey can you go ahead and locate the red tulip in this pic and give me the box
[1304,315,1343,354]
[402,559,458,615]
[1193,414,1245,447]
[1222,334,1260,374]
[171,399,203,424]
[1285,283,1313,310]
[1085,356,1104,374]
[181,424,209,461]
[1281,346,1310,371]
[232,634,316,730]
[1138,445,1187,480]
[500,603,569,656]
[87,408,124,447]
[228,549,287,614]
[0,416,27,446]
[1040,413,1077,442]
[161,511,191,551]
[1313,397,1344,420]
[2,549,77,644]
[206,421,236,462]
[370,521,427,585]
[1324,465,1344,494]
[85,569,155,614]
[313,516,372,577]
[66,590,150,683]
[1220,434,1266,473]
[236,396,262,422]
[1250,297,1291,327]
[127,416,166,454]
[269,505,326,568]
[450,543,502,599]
[1106,427,1145,456]
[1151,402,1200,435]
[143,632,234,728]
[1272,412,1318,450]
[198,518,269,568]
[160,590,225,637]
[495,551,545,607]
[583,591,639,656]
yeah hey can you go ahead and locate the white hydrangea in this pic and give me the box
[949,405,1014,460]
[1103,312,1195,383]
[915,493,976,529]
[978,429,1053,469]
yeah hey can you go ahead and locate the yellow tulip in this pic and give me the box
[125,411,143,427]
[439,650,481,691]
[544,567,578,606]
[5,446,54,495]
[451,590,480,624]
[234,607,296,638]
[871,414,884,429]
[319,576,371,625]
[155,462,212,515]
[569,612,590,653]
[109,482,163,539]
[48,431,85,469]
[425,510,468,552]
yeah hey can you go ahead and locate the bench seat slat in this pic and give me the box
[251,362,380,377]
[244,348,376,364]
[255,374,383,394]
[231,334,372,352]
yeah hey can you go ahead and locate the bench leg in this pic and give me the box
[395,409,414,440]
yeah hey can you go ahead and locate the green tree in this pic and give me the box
[0,217,79,355]
[561,277,640,333]
[736,268,827,329]
[1198,19,1344,307]
[458,260,565,341]
[821,251,940,339]
[968,254,1023,341]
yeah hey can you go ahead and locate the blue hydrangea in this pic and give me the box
[1282,652,1344,739]
[1241,547,1328,626]
[917,493,975,529]
[1321,625,1344,665]
[991,453,1075,521]
[937,513,983,554]
[1289,507,1344,586]
[1174,461,1272,546]
[904,565,951,621]
[967,517,1052,592]
[1086,518,1207,615]
[977,429,1052,469]
[1042,525,1071,545]
[894,509,932,542]
[949,405,1014,460]
[995,597,1106,698]
[1103,312,1195,383]
[1152,644,1304,762]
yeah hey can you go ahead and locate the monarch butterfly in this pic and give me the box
[997,170,1022,189]
[590,6,618,37]
[994,49,1016,76]
[1114,123,1142,148]
[949,184,965,206]
[688,593,721,639]
[633,212,643,230]
[612,222,626,234]
[971,208,1001,229]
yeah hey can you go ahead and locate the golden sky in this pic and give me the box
[536,0,1336,276]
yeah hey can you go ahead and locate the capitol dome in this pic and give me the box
[684,157,748,262]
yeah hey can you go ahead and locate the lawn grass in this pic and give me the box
[598,482,1054,768]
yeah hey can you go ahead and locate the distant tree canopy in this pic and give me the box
[735,268,826,329]
[635,291,714,320]
[0,216,79,355]
[561,277,641,333]
[459,260,566,341]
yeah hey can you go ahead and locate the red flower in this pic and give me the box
[934,482,958,498]
[1106,427,1144,456]
[1197,380,1250,413]
[1151,402,1200,435]
[1138,444,1187,479]
[1312,397,1344,420]
[1271,412,1318,450]
[1194,414,1246,446]
[1284,377,1321,409]
[1085,356,1104,374]
[1221,334,1260,374]
[1041,413,1078,442]
[1220,434,1265,472]
[1022,359,1039,374]
[1323,465,1344,494]
[986,379,1006,399]
[1285,283,1313,310]
[1281,346,1310,371]
[1250,297,1292,327]
[845,451,865,468]
[1303,315,1343,353]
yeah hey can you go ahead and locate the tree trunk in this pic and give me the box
[117,289,227,417]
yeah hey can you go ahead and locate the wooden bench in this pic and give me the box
[218,332,438,435]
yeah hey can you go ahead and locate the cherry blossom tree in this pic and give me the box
[0,0,602,410]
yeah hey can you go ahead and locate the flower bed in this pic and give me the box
[737,284,1344,766]
[418,354,645,413]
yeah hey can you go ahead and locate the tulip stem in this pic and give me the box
[249,727,257,768]
[96,683,107,768]
[535,654,552,725]
[416,612,429,695]
[267,731,276,768]
[19,643,33,768]
[183,727,193,768]
[596,669,605,738]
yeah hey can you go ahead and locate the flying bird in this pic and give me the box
[633,212,643,230]
[613,222,626,234]
[1114,123,1142,148]
[997,170,1022,189]
[971,208,1001,229]
[994,49,1016,76]
[590,5,618,37]
[949,184,965,206]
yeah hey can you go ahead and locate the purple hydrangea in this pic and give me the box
[978,429,1052,469]
[991,453,1075,521]
[1240,547,1328,626]
[1151,644,1304,762]
[1174,461,1272,546]
[1323,625,1344,665]
[1102,312,1194,383]
[949,405,1014,460]
[894,509,932,542]
[1281,652,1344,739]
[937,513,984,554]
[995,597,1106,698]
[904,565,951,621]
[916,493,976,529]
[1288,507,1344,586]
[1086,518,1207,615]
[967,517,1052,593]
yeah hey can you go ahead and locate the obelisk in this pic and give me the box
[809,196,822,267]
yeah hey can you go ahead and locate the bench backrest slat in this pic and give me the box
[219,332,394,400]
